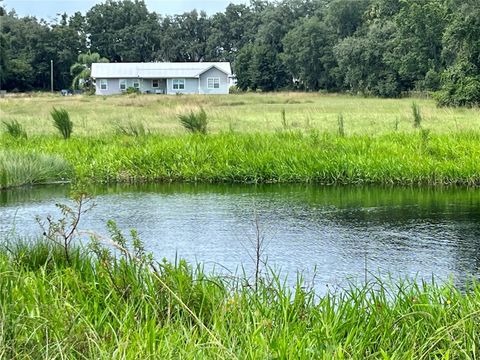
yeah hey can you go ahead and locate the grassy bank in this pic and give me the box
[3,131,480,187]
[1,93,479,136]
[1,240,478,358]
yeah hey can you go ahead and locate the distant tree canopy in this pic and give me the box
[0,0,478,106]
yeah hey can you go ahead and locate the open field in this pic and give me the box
[1,92,479,136]
[1,93,480,189]
[1,239,479,359]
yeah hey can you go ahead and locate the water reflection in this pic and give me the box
[1,183,480,293]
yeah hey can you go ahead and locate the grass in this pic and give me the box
[2,131,480,186]
[0,239,479,358]
[51,107,73,139]
[0,149,73,189]
[1,92,479,136]
[1,92,479,187]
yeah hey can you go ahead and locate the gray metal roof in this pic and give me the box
[91,62,232,79]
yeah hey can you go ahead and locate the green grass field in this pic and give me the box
[1,92,479,136]
[1,93,480,189]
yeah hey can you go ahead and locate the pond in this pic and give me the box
[2,184,480,293]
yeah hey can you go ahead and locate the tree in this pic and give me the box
[334,22,401,97]
[436,0,480,106]
[86,0,161,62]
[70,52,108,90]
[282,17,337,91]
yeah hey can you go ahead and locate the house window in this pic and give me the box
[99,79,108,90]
[133,80,140,89]
[119,79,127,91]
[207,77,220,89]
[152,79,159,88]
[172,79,185,90]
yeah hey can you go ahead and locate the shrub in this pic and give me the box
[229,85,242,94]
[51,107,73,139]
[435,61,480,107]
[125,87,140,95]
[178,108,208,134]
[2,120,27,139]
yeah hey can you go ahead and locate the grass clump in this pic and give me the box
[2,119,27,139]
[337,113,345,137]
[0,150,72,189]
[51,107,73,139]
[116,122,148,137]
[412,102,422,128]
[178,108,208,134]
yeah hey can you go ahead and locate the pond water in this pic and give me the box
[1,184,480,293]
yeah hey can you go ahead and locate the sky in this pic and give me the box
[3,0,249,21]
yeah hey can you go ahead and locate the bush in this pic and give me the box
[435,61,480,107]
[229,85,242,94]
[2,120,27,139]
[51,107,73,139]
[125,87,140,95]
[178,108,208,134]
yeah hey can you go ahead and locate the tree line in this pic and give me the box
[0,0,478,106]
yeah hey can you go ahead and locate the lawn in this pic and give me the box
[1,92,479,136]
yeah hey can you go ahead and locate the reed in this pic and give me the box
[3,131,480,186]
[0,239,479,358]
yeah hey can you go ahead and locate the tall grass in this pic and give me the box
[178,108,208,134]
[51,107,73,139]
[3,131,480,186]
[412,102,422,128]
[2,119,27,139]
[0,150,72,189]
[0,239,479,358]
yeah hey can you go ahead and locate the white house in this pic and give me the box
[91,62,233,95]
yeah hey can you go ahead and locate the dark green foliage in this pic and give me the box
[2,119,27,138]
[125,86,140,94]
[282,17,337,91]
[51,107,73,139]
[178,108,208,134]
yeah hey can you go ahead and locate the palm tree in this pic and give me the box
[70,51,108,90]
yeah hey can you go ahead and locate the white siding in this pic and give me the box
[95,79,120,95]
[199,68,229,94]
[166,78,199,94]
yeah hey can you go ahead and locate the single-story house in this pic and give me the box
[91,62,233,95]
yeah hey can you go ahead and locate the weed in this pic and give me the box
[51,107,73,139]
[338,113,345,137]
[116,122,148,137]
[178,108,208,134]
[281,108,288,129]
[412,102,422,128]
[2,120,27,139]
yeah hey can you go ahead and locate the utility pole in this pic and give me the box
[50,60,54,92]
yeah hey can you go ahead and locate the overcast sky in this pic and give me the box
[4,0,249,21]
